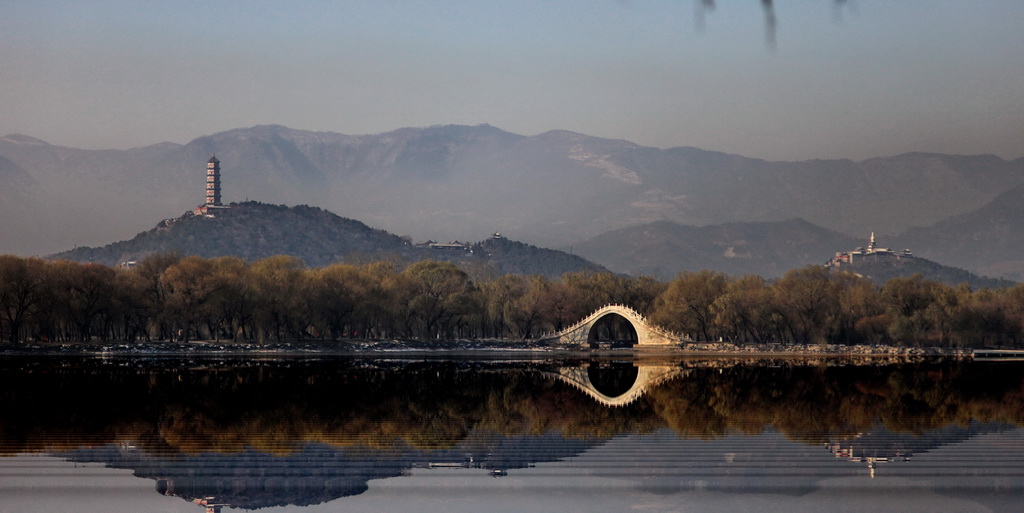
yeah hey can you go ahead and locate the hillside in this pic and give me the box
[471,235,605,277]
[51,202,413,267]
[570,218,1015,287]
[570,219,862,280]
[4,125,1024,277]
[49,202,605,277]
[0,154,36,195]
[830,256,1015,289]
[893,184,1024,282]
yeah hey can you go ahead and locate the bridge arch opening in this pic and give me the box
[587,313,639,349]
[586,362,640,398]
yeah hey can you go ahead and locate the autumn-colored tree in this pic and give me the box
[651,270,728,342]
[250,255,308,342]
[951,287,1022,348]
[481,274,530,338]
[711,274,778,344]
[881,275,959,346]
[160,256,221,342]
[205,256,256,342]
[832,271,886,345]
[772,266,840,344]
[46,261,118,342]
[359,261,405,338]
[0,256,46,343]
[111,268,151,342]
[402,260,475,339]
[309,263,372,339]
[132,253,182,340]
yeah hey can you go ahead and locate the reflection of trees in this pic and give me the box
[1,359,1022,457]
[647,362,1024,443]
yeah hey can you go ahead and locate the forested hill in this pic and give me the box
[832,256,1015,289]
[48,202,606,277]
[51,202,409,267]
[470,236,606,277]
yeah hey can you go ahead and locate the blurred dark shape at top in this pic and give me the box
[694,0,853,47]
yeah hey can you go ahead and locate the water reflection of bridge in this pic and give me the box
[546,363,689,407]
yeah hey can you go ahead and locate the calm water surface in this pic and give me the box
[1,356,1022,513]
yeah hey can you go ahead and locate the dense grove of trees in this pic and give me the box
[1,253,1022,347]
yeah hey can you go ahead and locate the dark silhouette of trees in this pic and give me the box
[0,254,1020,347]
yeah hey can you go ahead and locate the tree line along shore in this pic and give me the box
[0,253,1021,348]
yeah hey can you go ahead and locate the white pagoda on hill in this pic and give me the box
[828,233,913,268]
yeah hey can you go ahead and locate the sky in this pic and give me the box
[2,0,1023,162]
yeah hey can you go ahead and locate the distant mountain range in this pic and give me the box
[892,183,1024,281]
[568,218,1012,288]
[50,202,606,278]
[4,124,1023,280]
[569,219,862,280]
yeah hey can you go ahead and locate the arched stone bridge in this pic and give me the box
[537,304,685,347]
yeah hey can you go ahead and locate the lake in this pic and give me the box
[1,355,1022,512]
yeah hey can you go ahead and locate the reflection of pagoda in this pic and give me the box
[190,497,224,513]
[825,441,909,479]
[825,422,1012,477]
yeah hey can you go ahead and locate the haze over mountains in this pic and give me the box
[2,124,1022,280]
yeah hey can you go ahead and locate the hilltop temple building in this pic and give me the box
[827,233,913,268]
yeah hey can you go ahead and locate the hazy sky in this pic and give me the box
[2,1,1023,161]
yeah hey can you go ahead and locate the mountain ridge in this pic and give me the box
[4,124,1023,279]
[569,218,862,280]
[893,183,1024,281]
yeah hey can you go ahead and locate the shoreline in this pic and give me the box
[0,339,978,361]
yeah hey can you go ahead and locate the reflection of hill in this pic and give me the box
[62,431,604,510]
[58,423,1018,510]
[69,444,381,508]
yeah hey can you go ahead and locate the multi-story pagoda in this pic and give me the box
[205,155,222,206]
[194,155,228,216]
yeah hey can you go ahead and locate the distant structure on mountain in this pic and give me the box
[206,155,221,206]
[194,155,228,216]
[827,233,913,268]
